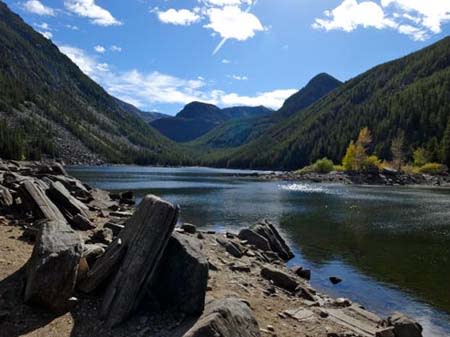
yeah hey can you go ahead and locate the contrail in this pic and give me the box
[212,0,258,55]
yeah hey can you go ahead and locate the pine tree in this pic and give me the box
[442,119,450,166]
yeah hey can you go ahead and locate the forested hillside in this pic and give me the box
[151,102,273,142]
[0,1,186,165]
[190,73,342,149]
[208,36,450,170]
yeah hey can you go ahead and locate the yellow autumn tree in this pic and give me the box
[342,127,373,171]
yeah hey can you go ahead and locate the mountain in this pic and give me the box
[0,2,185,165]
[150,101,273,142]
[113,98,169,123]
[190,73,342,149]
[275,73,342,118]
[209,36,450,170]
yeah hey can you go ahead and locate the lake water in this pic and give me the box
[68,166,450,337]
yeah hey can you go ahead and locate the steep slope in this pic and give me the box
[213,37,450,170]
[113,98,169,123]
[0,2,185,165]
[190,73,341,149]
[150,102,272,142]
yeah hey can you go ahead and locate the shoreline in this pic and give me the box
[0,160,427,337]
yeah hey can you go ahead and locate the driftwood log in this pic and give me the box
[80,195,179,327]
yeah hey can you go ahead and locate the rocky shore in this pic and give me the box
[0,160,424,337]
[257,169,450,187]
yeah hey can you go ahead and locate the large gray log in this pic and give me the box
[94,195,179,327]
[183,298,261,337]
[149,232,208,315]
[24,220,83,313]
[47,181,90,220]
[20,180,66,222]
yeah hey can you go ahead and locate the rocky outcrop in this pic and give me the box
[81,195,179,327]
[149,232,208,315]
[183,298,260,337]
[24,220,83,313]
[46,181,93,228]
[241,220,294,261]
[20,180,66,222]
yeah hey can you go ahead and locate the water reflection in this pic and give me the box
[68,166,450,336]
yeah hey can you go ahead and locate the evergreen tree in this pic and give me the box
[442,119,450,166]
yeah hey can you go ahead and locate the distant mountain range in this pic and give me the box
[1,1,450,170]
[150,102,273,142]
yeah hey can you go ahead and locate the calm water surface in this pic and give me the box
[68,166,450,337]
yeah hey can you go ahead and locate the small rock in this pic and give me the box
[230,263,251,273]
[181,223,197,234]
[334,298,352,308]
[261,266,299,293]
[329,277,342,285]
[91,228,113,245]
[267,325,274,332]
[216,237,244,258]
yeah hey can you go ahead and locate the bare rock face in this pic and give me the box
[24,220,83,313]
[387,313,423,337]
[238,228,271,252]
[149,232,208,315]
[20,180,66,222]
[81,195,179,327]
[260,266,299,293]
[46,181,92,227]
[183,298,260,337]
[237,220,295,262]
[0,184,13,208]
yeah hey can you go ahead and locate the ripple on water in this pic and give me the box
[279,183,329,193]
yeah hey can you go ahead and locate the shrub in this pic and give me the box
[418,163,448,175]
[365,155,381,171]
[413,147,430,167]
[314,157,335,173]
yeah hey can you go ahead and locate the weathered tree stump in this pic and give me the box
[24,220,83,313]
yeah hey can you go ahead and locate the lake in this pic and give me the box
[68,166,450,337]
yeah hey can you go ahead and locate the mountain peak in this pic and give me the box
[276,73,342,118]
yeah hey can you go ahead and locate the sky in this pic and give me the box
[4,0,450,115]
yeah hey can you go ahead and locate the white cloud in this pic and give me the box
[23,0,55,16]
[64,0,122,26]
[156,8,201,26]
[66,24,79,30]
[94,45,106,53]
[204,6,264,41]
[219,89,297,109]
[313,0,396,32]
[36,22,51,30]
[229,75,248,81]
[222,59,231,64]
[110,45,122,52]
[314,0,450,41]
[58,44,293,110]
[204,0,253,7]
[39,30,53,39]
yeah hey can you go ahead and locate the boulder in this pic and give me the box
[181,223,197,234]
[24,220,83,313]
[388,313,423,337]
[71,214,96,230]
[46,181,91,225]
[238,228,271,252]
[183,298,260,337]
[82,244,106,265]
[20,180,66,222]
[260,266,299,293]
[149,233,208,315]
[120,191,135,205]
[81,195,179,327]
[250,221,294,261]
[50,175,91,199]
[90,227,114,245]
[0,184,13,208]
[216,237,244,258]
[290,265,311,280]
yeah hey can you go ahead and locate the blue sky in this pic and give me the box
[5,0,450,115]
